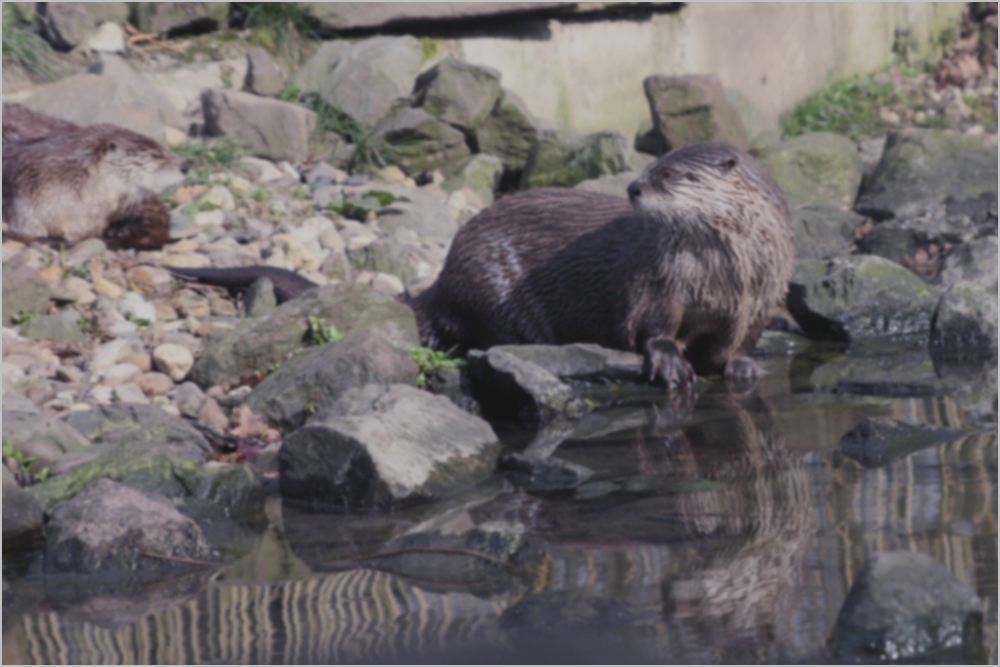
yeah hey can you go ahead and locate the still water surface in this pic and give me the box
[3,341,996,664]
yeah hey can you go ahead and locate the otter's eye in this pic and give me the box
[660,168,675,179]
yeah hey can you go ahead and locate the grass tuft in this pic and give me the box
[173,137,245,183]
[2,6,65,80]
[781,75,899,141]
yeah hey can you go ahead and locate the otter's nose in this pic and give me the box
[180,161,190,175]
[627,181,641,202]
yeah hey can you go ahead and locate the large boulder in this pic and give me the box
[131,2,229,35]
[829,550,983,663]
[520,129,643,189]
[245,332,419,431]
[41,2,128,49]
[363,106,472,176]
[642,74,749,152]
[939,236,998,291]
[191,283,419,388]
[44,478,218,574]
[929,280,998,362]
[442,153,503,205]
[787,255,937,341]
[3,466,44,552]
[790,205,864,260]
[477,88,542,171]
[279,384,500,510]
[756,132,864,210]
[854,130,998,244]
[414,59,502,135]
[201,88,318,163]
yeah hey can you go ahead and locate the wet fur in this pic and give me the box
[412,142,795,382]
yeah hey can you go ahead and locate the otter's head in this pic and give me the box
[90,126,189,196]
[627,142,777,228]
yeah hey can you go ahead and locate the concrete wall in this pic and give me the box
[454,3,965,138]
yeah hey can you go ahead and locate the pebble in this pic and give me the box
[121,352,152,373]
[100,363,142,386]
[125,265,175,297]
[120,292,157,324]
[241,156,283,183]
[88,385,114,405]
[113,382,149,404]
[88,339,134,372]
[193,210,226,228]
[56,366,84,383]
[372,272,405,296]
[134,371,174,396]
[204,185,236,211]
[162,253,211,268]
[106,320,139,337]
[153,343,194,381]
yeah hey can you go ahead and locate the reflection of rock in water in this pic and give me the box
[663,392,816,648]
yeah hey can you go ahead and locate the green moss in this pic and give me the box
[418,37,446,65]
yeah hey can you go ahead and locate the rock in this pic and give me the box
[840,417,969,468]
[191,283,419,388]
[64,402,208,454]
[425,366,481,416]
[467,348,591,422]
[245,332,419,431]
[756,132,865,209]
[929,281,998,362]
[791,205,864,259]
[854,220,918,263]
[44,478,218,574]
[371,272,405,296]
[240,156,285,183]
[723,86,781,150]
[634,118,668,156]
[365,106,472,176]
[41,2,128,49]
[131,2,229,35]
[244,276,278,317]
[349,239,429,285]
[279,384,500,510]
[304,161,346,187]
[2,466,44,552]
[100,362,142,386]
[642,74,749,152]
[88,338,138,373]
[113,382,150,405]
[125,265,175,298]
[153,343,194,382]
[244,46,285,97]
[18,314,85,344]
[415,58,502,134]
[2,261,51,327]
[202,185,236,211]
[854,130,998,243]
[829,551,983,663]
[573,171,639,199]
[487,344,644,382]
[939,236,998,290]
[305,3,565,31]
[806,349,940,398]
[521,129,641,189]
[80,21,125,53]
[201,88,318,163]
[294,36,423,129]
[367,184,458,241]
[500,452,594,491]
[442,153,503,205]
[134,372,174,396]
[787,256,936,342]
[2,408,90,473]
[477,88,542,171]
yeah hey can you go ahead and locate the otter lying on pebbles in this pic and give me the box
[2,104,186,250]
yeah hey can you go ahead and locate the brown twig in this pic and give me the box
[140,551,220,568]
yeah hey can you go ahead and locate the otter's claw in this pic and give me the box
[644,338,697,390]
[723,356,767,393]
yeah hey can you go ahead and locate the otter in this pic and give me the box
[410,142,795,388]
[2,106,185,250]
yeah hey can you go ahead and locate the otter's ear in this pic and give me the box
[717,157,738,173]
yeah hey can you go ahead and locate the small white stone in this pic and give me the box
[371,272,405,296]
[88,339,134,372]
[62,277,97,305]
[153,344,195,382]
[319,227,346,253]
[202,185,236,212]
[100,362,142,386]
[194,209,226,227]
[106,320,139,337]
[278,161,300,181]
[241,157,283,183]
[164,126,188,147]
[88,385,114,405]
[81,21,124,53]
[120,292,157,324]
[226,175,255,196]
[113,382,150,404]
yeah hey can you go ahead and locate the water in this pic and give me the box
[3,342,996,664]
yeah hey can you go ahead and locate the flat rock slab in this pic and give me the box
[44,478,218,574]
[279,384,500,510]
[201,88,318,163]
[487,343,644,381]
[642,74,749,152]
[840,417,970,468]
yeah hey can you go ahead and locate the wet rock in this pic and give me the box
[806,349,940,398]
[491,343,645,382]
[2,407,90,473]
[152,343,194,382]
[18,314,85,344]
[756,132,864,209]
[365,106,472,176]
[791,205,864,259]
[131,2,229,35]
[2,466,45,552]
[929,281,998,362]
[521,129,643,189]
[442,154,503,205]
[246,332,419,431]
[642,74,749,152]
[41,2,128,50]
[244,46,285,97]
[500,452,594,491]
[854,130,998,243]
[829,550,983,663]
[191,283,419,388]
[573,171,640,199]
[840,417,969,468]
[201,88,318,163]
[425,366,482,416]
[477,88,542,171]
[939,236,998,290]
[467,348,592,422]
[279,384,500,510]
[787,256,937,341]
[2,261,51,327]
[44,478,219,574]
[414,58,502,134]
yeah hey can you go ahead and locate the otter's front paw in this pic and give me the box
[644,338,696,390]
[723,356,767,393]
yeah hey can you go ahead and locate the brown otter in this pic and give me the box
[410,142,795,388]
[2,105,185,250]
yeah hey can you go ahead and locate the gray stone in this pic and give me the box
[633,118,667,156]
[723,86,781,150]
[840,417,969,468]
[44,478,218,574]
[2,466,44,552]
[521,129,640,189]
[244,276,278,318]
[573,171,639,199]
[201,88,318,163]
[2,408,90,473]
[244,46,285,97]
[488,344,644,381]
[415,58,502,133]
[756,132,864,209]
[939,236,998,291]
[42,2,128,49]
[855,221,917,263]
[246,332,419,431]
[279,384,500,509]
[929,281,998,362]
[830,550,983,663]
[791,205,863,259]
[642,74,749,152]
[500,452,594,491]
[806,350,941,398]
[18,314,85,344]
[348,239,430,285]
[191,283,419,388]
[2,260,51,327]
[442,153,503,205]
[787,256,937,342]
[64,402,209,454]
[365,106,472,176]
[131,2,229,35]
[477,88,542,171]
[854,130,998,243]
[368,183,458,241]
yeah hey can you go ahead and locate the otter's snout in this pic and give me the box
[627,180,642,203]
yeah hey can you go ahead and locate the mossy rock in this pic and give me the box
[757,132,864,209]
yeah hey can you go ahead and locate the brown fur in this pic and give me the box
[411,142,795,387]
[2,105,184,249]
